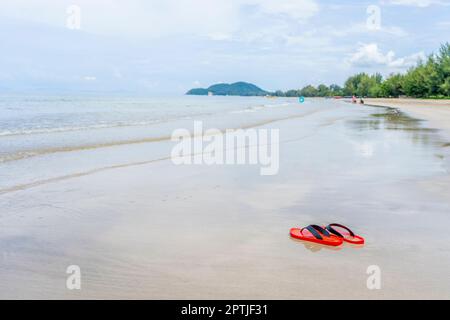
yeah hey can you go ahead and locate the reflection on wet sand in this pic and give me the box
[290,237,342,252]
[347,108,444,147]
[290,237,365,252]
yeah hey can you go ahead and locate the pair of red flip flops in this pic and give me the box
[290,223,364,246]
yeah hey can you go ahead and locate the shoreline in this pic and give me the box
[363,98,450,139]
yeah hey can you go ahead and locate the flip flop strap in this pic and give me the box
[326,223,355,238]
[302,225,331,240]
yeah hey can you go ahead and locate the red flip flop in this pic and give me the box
[325,223,365,245]
[290,225,343,246]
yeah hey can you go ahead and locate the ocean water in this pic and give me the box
[0,95,305,192]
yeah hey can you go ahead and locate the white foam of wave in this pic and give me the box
[0,113,214,137]
[229,102,293,114]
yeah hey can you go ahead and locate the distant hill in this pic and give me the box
[186,82,269,96]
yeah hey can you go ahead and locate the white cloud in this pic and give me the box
[349,43,425,69]
[436,21,450,28]
[255,0,319,21]
[384,0,450,7]
[328,23,408,37]
[378,26,409,37]
[0,0,319,40]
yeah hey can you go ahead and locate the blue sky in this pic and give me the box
[0,0,449,94]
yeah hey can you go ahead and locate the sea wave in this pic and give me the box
[0,113,214,138]
[229,102,293,114]
[0,121,158,137]
[0,102,295,137]
[0,125,322,197]
[0,109,323,164]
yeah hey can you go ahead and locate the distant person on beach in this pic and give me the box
[360,97,365,104]
[352,95,357,103]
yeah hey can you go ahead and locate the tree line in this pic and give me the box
[273,43,450,99]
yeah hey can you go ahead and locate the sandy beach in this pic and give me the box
[365,98,450,140]
[1,97,450,299]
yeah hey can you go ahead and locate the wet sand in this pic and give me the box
[365,98,450,139]
[1,99,450,299]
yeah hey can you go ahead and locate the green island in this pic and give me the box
[186,82,268,96]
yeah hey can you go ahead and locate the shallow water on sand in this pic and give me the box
[0,96,449,299]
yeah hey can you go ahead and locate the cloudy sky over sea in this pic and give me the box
[1,0,449,94]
